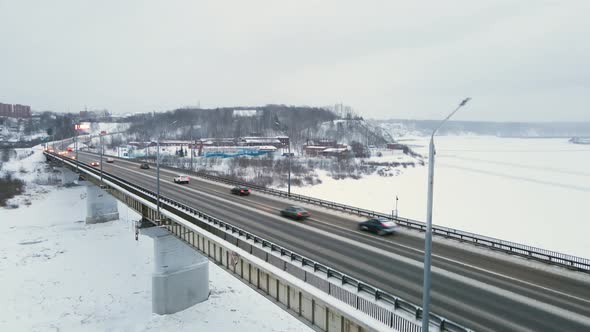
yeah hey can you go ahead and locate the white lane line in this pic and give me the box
[249,195,590,307]
[81,154,590,318]
[312,220,590,306]
[102,160,590,323]
[210,188,590,306]
[77,155,590,310]
[85,153,590,285]
[429,289,534,332]
[79,151,367,222]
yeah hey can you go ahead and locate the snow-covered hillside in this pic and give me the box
[0,148,311,332]
[80,121,131,135]
[0,147,62,207]
[0,117,49,143]
[313,119,394,145]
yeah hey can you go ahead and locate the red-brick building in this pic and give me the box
[13,104,31,118]
[0,103,12,117]
[0,102,31,118]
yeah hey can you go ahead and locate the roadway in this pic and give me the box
[71,151,590,331]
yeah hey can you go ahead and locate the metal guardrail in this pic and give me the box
[46,151,471,332]
[154,161,590,273]
[76,151,590,272]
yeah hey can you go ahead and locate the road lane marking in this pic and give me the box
[81,155,590,322]
[78,151,366,222]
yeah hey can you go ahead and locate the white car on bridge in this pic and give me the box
[173,174,190,184]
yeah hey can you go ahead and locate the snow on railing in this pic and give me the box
[45,151,472,332]
[172,165,590,273]
[66,151,590,272]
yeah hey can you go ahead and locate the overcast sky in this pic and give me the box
[1,0,588,121]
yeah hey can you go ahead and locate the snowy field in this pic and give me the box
[295,136,590,258]
[0,150,310,332]
[2,135,588,330]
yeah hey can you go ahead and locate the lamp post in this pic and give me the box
[156,140,160,217]
[99,131,105,183]
[190,124,194,171]
[287,142,291,196]
[156,120,178,218]
[421,98,470,331]
[74,124,79,173]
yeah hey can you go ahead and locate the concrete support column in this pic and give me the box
[141,226,209,315]
[85,184,119,224]
[59,167,78,185]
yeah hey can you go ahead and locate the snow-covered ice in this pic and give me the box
[90,135,589,258]
[294,136,590,258]
[0,184,311,331]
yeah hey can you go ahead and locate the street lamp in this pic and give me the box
[190,124,194,171]
[156,120,178,218]
[279,130,292,196]
[99,131,106,183]
[421,97,471,331]
[287,142,292,196]
[74,123,79,173]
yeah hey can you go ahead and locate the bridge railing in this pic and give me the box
[46,151,472,332]
[75,151,590,272]
[151,161,590,273]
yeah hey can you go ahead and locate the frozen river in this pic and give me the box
[295,136,590,258]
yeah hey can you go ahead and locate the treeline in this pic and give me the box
[126,105,338,145]
[42,112,77,139]
[0,112,77,140]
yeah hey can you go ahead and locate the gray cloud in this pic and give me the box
[0,0,588,121]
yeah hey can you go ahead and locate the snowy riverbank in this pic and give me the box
[0,150,310,332]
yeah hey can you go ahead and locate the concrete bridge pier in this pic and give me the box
[141,225,209,315]
[85,184,119,224]
[59,167,78,185]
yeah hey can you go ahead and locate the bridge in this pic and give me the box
[44,148,590,332]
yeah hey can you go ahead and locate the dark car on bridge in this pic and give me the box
[358,218,399,235]
[90,161,100,167]
[231,186,251,196]
[280,206,311,220]
[140,163,150,169]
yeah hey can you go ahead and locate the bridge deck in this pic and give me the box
[69,151,590,331]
